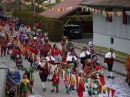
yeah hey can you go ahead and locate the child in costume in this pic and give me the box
[20,74,30,97]
[24,68,34,93]
[51,70,60,93]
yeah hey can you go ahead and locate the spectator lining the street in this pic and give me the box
[104,48,116,79]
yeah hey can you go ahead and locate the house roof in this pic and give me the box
[80,0,130,8]
[39,0,82,19]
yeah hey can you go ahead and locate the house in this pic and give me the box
[39,0,93,33]
[80,0,130,54]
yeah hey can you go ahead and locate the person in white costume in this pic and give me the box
[104,48,116,79]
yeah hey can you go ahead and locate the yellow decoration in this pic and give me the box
[102,11,107,17]
[118,12,122,16]
[21,79,30,86]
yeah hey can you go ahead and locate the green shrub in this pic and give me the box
[13,10,63,42]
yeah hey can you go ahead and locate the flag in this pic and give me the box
[111,88,116,97]
[99,85,102,93]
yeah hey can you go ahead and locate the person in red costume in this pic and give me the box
[51,70,60,93]
[51,44,62,64]
[29,45,38,66]
[32,37,38,49]
[35,21,39,29]
[77,78,85,97]
[14,46,22,55]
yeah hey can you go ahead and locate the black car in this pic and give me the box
[63,24,83,39]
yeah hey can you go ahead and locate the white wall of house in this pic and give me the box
[93,7,130,54]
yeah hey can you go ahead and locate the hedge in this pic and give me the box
[13,11,64,42]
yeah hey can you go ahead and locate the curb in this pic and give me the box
[74,44,126,77]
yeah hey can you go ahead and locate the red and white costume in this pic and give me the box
[51,48,62,64]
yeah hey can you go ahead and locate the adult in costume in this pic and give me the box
[43,38,52,57]
[67,51,78,73]
[37,61,49,91]
[25,25,31,33]
[0,34,8,57]
[51,44,62,64]
[80,47,91,69]
[38,41,44,57]
[61,36,67,50]
[104,48,115,78]
[125,54,130,85]
[86,72,100,97]
[8,66,21,96]
[22,37,30,60]
[66,38,73,53]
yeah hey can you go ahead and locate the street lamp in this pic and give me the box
[33,0,36,16]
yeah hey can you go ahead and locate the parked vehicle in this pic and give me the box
[63,24,83,39]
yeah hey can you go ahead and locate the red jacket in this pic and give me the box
[35,23,39,29]
[30,48,38,55]
[104,57,114,65]
[13,48,22,55]
[51,48,61,56]
[52,73,59,84]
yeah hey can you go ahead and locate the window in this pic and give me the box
[105,8,113,22]
[111,37,114,44]
[123,9,127,25]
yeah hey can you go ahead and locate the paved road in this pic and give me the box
[1,28,129,97]
[1,41,130,97]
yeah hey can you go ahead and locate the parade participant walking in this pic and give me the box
[125,54,130,85]
[24,68,34,93]
[51,44,62,64]
[66,38,73,53]
[61,36,67,50]
[51,70,60,93]
[20,74,30,97]
[80,47,91,69]
[46,52,55,64]
[0,34,8,57]
[104,48,116,79]
[43,38,52,57]
[35,21,39,29]
[38,40,44,57]
[22,37,30,60]
[67,51,78,73]
[25,25,31,33]
[37,60,49,91]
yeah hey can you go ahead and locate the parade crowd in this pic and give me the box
[0,17,130,97]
